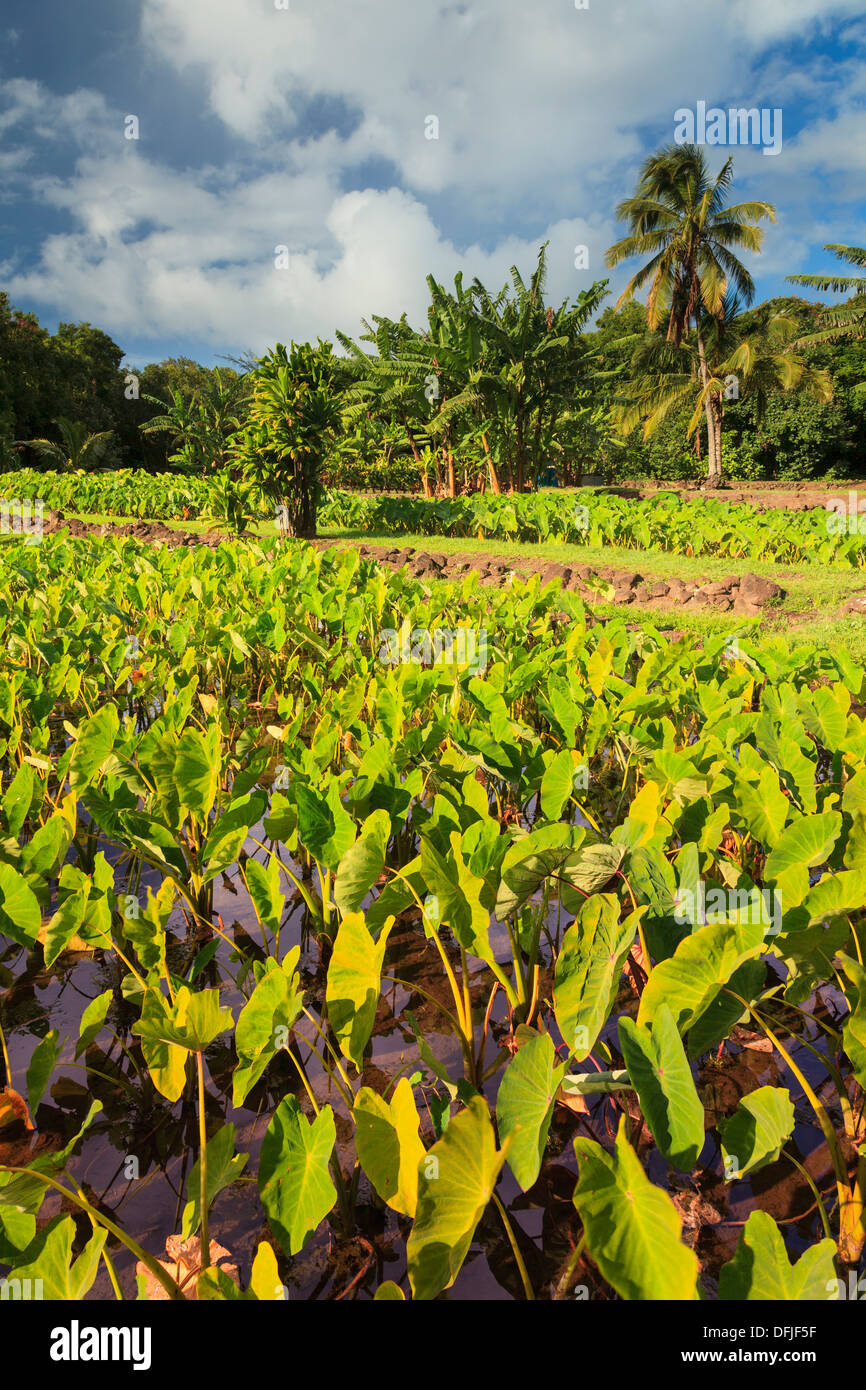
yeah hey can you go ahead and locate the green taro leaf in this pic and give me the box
[573,1120,699,1301]
[554,894,637,1056]
[258,1096,337,1256]
[494,823,586,920]
[5,1216,106,1300]
[68,705,119,792]
[26,1029,60,1116]
[232,951,303,1107]
[174,725,221,820]
[132,985,233,1054]
[540,749,578,821]
[719,1210,837,1300]
[764,811,842,881]
[496,1030,567,1191]
[181,1122,248,1240]
[720,1086,796,1179]
[618,1004,705,1171]
[326,910,392,1071]
[353,1078,426,1218]
[638,918,765,1035]
[0,861,41,948]
[407,1095,506,1301]
[75,989,113,1059]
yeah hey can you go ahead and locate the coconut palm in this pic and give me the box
[606,144,776,483]
[18,417,116,472]
[615,294,832,473]
[787,244,866,398]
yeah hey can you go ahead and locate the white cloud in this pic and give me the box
[1,1,864,355]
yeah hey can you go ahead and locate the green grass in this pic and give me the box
[318,526,866,663]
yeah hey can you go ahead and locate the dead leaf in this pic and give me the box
[0,1087,33,1132]
[136,1235,240,1301]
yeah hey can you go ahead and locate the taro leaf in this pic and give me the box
[374,1281,405,1300]
[560,842,626,901]
[720,1086,795,1179]
[326,910,392,1071]
[638,918,765,1034]
[232,951,303,1107]
[26,1029,60,1117]
[0,861,41,948]
[334,810,390,914]
[174,725,221,821]
[496,1030,567,1191]
[559,1069,630,1099]
[3,761,35,837]
[244,856,284,940]
[202,791,266,881]
[407,1095,506,1301]
[687,959,766,1060]
[835,952,866,1087]
[803,869,866,923]
[718,1209,836,1300]
[134,992,188,1103]
[554,894,637,1056]
[494,823,586,920]
[573,1119,698,1301]
[133,985,234,1053]
[0,1206,35,1262]
[734,766,789,849]
[19,813,73,878]
[75,989,113,1059]
[181,1123,248,1240]
[123,878,175,976]
[420,834,491,960]
[540,749,578,821]
[764,811,843,881]
[618,1004,705,1171]
[4,1216,106,1300]
[353,1078,426,1218]
[68,705,119,792]
[258,1096,337,1257]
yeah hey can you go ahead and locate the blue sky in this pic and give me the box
[1,0,864,367]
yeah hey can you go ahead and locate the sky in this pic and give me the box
[0,0,864,368]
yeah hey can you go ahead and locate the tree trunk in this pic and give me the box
[482,433,501,494]
[696,328,720,485]
[406,425,430,498]
[446,449,456,499]
[515,417,527,493]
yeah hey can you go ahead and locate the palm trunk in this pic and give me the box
[696,328,720,485]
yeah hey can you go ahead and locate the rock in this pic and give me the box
[739,572,785,604]
[650,582,670,598]
[704,580,733,595]
[733,594,763,617]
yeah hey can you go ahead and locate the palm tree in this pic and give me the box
[787,245,866,397]
[615,294,832,472]
[606,145,776,483]
[18,417,116,472]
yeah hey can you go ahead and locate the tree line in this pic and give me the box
[2,144,864,490]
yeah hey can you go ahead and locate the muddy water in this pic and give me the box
[0,824,852,1300]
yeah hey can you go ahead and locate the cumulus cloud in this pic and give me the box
[1,0,864,356]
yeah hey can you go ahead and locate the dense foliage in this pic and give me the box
[0,531,864,1300]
